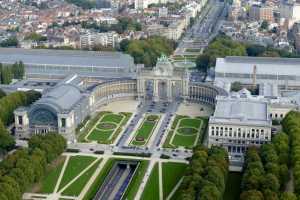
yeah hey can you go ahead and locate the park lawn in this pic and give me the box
[39,157,66,193]
[131,116,158,146]
[78,111,111,142]
[171,115,187,129]
[141,164,159,200]
[87,129,114,142]
[122,160,149,200]
[86,112,131,144]
[58,156,96,190]
[162,162,187,199]
[223,172,242,200]
[82,159,115,200]
[135,121,156,138]
[62,159,101,196]
[172,132,198,148]
[101,113,124,124]
[163,115,188,148]
[179,118,202,128]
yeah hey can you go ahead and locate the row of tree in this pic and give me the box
[24,33,47,42]
[282,111,300,197]
[177,146,229,200]
[240,131,293,200]
[120,36,176,67]
[0,61,25,84]
[0,133,66,199]
[0,36,18,47]
[196,34,300,72]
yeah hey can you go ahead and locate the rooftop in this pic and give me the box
[0,48,134,69]
[210,95,271,127]
[215,56,300,76]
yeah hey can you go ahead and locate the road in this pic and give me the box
[174,0,227,56]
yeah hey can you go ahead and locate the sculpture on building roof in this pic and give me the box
[153,54,174,76]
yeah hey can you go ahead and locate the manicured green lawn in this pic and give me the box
[172,133,198,148]
[87,129,114,141]
[78,111,110,142]
[223,172,242,200]
[101,113,124,123]
[179,118,201,128]
[82,159,115,200]
[164,115,205,149]
[86,112,131,144]
[162,162,187,199]
[131,115,159,146]
[141,164,159,200]
[62,160,101,196]
[58,156,96,190]
[122,160,149,200]
[39,157,66,193]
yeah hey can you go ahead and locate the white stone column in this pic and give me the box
[153,79,159,102]
[167,80,172,102]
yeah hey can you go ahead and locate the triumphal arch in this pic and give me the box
[137,55,189,102]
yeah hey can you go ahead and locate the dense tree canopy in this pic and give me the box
[24,33,47,42]
[240,130,290,199]
[0,89,5,99]
[281,111,300,196]
[0,90,41,126]
[196,35,246,71]
[177,146,229,200]
[0,36,18,47]
[65,0,96,9]
[81,17,141,34]
[0,134,66,199]
[120,36,176,67]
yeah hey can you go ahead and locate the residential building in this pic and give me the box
[80,31,118,49]
[249,5,274,22]
[280,1,300,29]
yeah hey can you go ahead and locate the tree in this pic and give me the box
[240,190,264,200]
[0,89,5,99]
[262,173,280,192]
[196,54,211,72]
[0,120,15,153]
[279,192,297,200]
[260,20,269,30]
[198,184,221,200]
[11,61,25,80]
[246,44,266,57]
[231,82,243,92]
[119,39,130,51]
[0,36,18,47]
[122,36,176,67]
[1,66,12,84]
[24,33,47,42]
